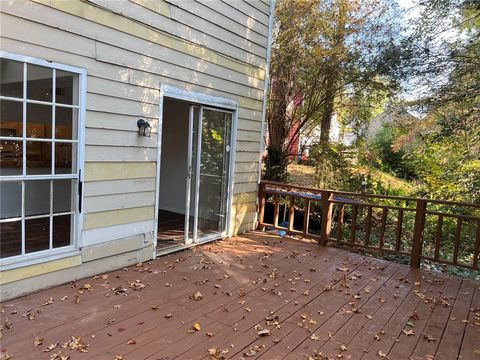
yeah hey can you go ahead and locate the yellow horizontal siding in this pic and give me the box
[84,162,156,181]
[83,206,155,229]
[32,0,265,80]
[129,0,171,17]
[0,255,81,284]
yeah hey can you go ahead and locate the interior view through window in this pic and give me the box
[0,57,79,260]
[157,98,232,250]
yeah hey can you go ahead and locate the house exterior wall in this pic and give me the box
[0,0,272,300]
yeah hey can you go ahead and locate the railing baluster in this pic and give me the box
[273,193,280,228]
[434,214,443,261]
[473,219,480,270]
[320,191,333,246]
[257,183,266,230]
[395,209,403,252]
[337,203,345,242]
[303,199,310,235]
[379,208,387,250]
[365,206,373,247]
[411,199,427,268]
[288,197,295,231]
[452,217,462,265]
[350,205,358,244]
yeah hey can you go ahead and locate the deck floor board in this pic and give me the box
[0,231,478,359]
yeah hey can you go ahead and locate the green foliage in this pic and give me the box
[369,123,417,179]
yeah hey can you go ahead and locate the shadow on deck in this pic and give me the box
[0,231,478,359]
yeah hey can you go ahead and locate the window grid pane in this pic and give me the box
[0,57,81,259]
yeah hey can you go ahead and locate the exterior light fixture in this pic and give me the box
[137,119,151,137]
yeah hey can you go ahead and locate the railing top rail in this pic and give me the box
[260,180,480,209]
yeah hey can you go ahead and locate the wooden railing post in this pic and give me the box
[320,191,334,246]
[257,182,266,230]
[411,199,427,268]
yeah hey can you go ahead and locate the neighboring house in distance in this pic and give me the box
[296,114,355,159]
[366,105,418,140]
[0,0,274,300]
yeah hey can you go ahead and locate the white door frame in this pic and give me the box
[153,85,238,256]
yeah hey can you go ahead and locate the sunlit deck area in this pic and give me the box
[1,231,478,360]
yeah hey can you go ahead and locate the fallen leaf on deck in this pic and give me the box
[81,283,92,291]
[42,343,59,352]
[194,322,201,331]
[60,296,68,301]
[43,297,54,306]
[257,329,270,336]
[310,333,320,341]
[402,329,414,336]
[151,305,160,310]
[340,344,347,351]
[127,339,137,345]
[129,280,146,291]
[423,334,436,342]
[33,336,44,347]
[112,286,127,295]
[115,356,123,360]
[4,319,13,329]
[474,348,480,355]
[63,336,89,352]
[164,313,173,318]
[206,332,214,337]
[191,291,203,301]
[409,311,420,320]
[377,350,387,357]
[49,351,70,360]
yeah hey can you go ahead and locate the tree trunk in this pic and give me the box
[320,74,336,146]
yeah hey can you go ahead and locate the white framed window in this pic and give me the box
[0,52,86,265]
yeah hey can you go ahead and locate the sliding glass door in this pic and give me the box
[184,106,233,244]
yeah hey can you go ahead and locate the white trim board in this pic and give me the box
[82,220,154,247]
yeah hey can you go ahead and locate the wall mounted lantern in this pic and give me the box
[137,119,151,137]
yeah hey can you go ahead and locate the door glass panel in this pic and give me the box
[26,140,52,175]
[27,64,52,102]
[196,109,232,237]
[55,142,76,174]
[1,99,23,137]
[25,217,49,253]
[0,221,22,257]
[0,181,22,219]
[53,179,73,213]
[0,59,23,98]
[53,214,71,248]
[56,70,78,105]
[25,180,50,216]
[55,107,77,140]
[27,103,51,138]
[0,139,22,175]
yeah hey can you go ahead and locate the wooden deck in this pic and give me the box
[0,231,478,359]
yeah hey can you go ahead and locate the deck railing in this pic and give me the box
[257,180,480,270]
